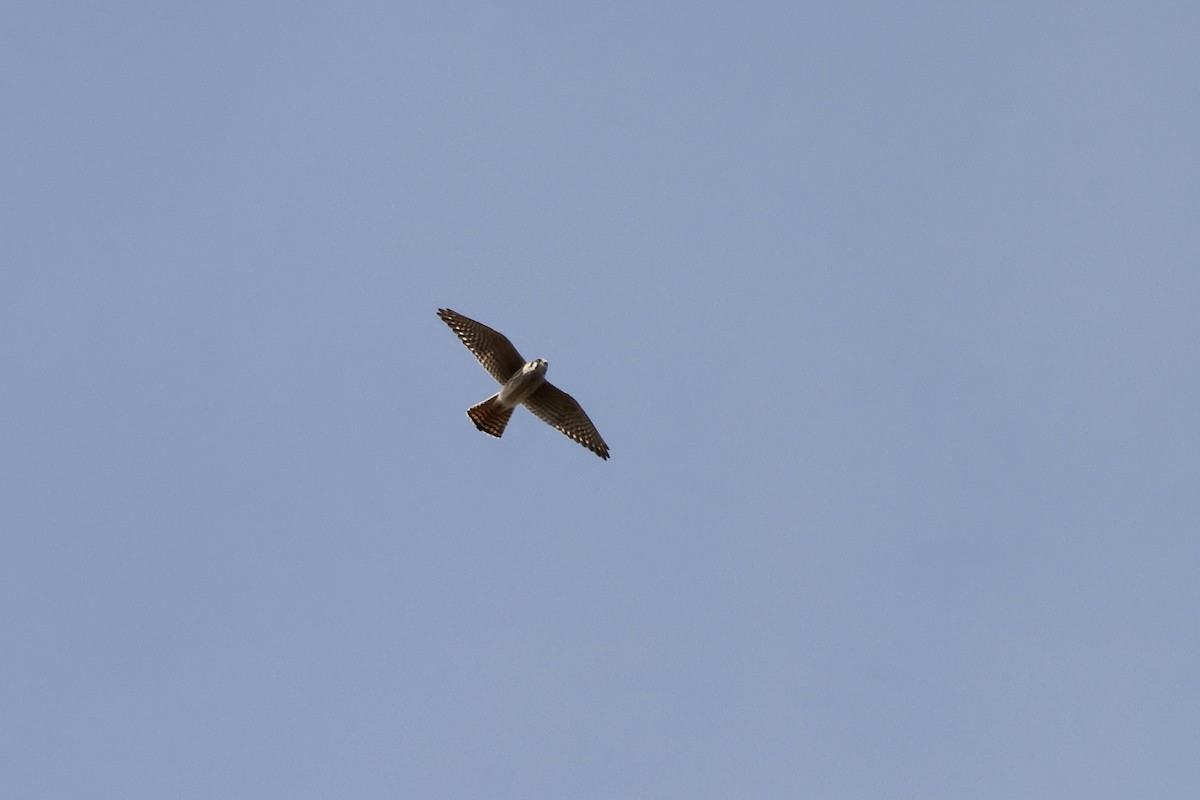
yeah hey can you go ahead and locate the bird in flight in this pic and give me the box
[437,308,610,460]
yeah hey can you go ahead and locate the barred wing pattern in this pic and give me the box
[437,307,610,460]
[526,382,610,460]
[436,308,525,384]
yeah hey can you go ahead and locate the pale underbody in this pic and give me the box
[496,358,548,408]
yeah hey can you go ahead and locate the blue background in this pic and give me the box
[3,2,1198,797]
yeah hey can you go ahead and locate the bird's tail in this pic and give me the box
[467,394,514,438]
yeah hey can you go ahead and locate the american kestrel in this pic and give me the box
[437,308,610,460]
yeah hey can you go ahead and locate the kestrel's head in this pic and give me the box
[526,358,548,374]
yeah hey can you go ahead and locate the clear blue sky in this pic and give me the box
[3,3,1198,798]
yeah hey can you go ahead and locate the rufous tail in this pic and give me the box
[467,394,514,438]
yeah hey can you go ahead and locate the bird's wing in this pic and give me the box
[525,381,610,460]
[437,308,526,384]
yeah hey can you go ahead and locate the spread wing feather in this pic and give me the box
[436,308,525,383]
[525,381,610,460]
